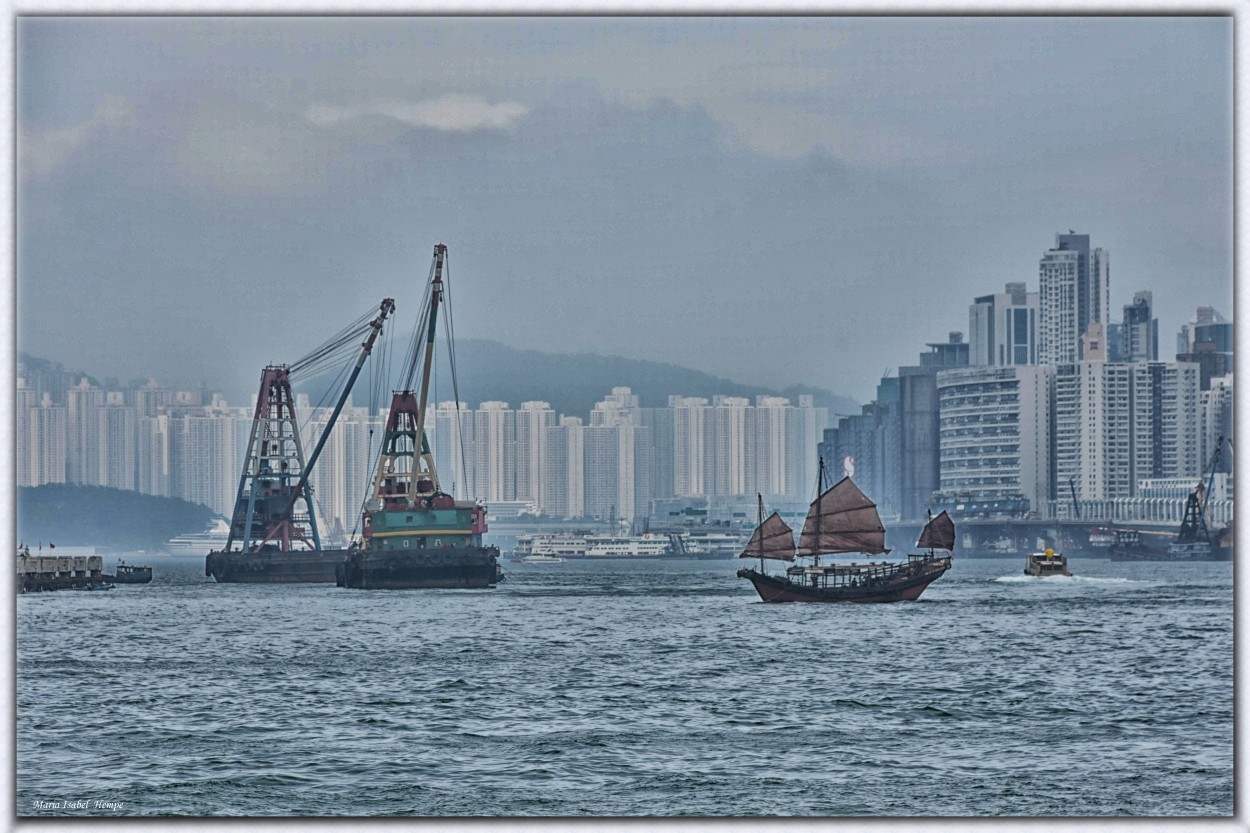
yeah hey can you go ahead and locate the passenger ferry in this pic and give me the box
[583,533,673,558]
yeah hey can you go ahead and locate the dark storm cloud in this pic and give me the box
[16,16,1232,402]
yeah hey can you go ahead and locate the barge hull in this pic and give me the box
[337,548,500,589]
[205,549,349,583]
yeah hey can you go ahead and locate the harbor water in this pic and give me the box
[16,555,1233,817]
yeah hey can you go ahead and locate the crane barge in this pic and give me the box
[337,244,501,589]
[205,298,394,582]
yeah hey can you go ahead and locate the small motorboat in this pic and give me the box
[1024,549,1071,577]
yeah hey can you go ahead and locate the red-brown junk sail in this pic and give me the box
[916,510,956,551]
[797,476,889,556]
[738,512,796,561]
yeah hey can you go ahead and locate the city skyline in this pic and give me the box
[14,16,1234,405]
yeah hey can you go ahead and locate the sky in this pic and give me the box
[13,14,1235,404]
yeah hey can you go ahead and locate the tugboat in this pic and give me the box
[1024,549,1071,577]
[113,561,153,584]
[337,244,501,590]
[206,297,394,583]
[736,462,954,603]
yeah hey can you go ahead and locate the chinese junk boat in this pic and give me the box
[736,466,954,603]
[337,244,501,590]
[206,298,394,583]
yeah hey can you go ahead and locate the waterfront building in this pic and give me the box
[1038,232,1110,364]
[934,364,1053,516]
[969,282,1039,366]
[898,333,970,521]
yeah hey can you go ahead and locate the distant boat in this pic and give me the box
[510,554,568,564]
[113,561,153,584]
[1088,527,1116,548]
[166,519,230,556]
[1024,549,1071,577]
[736,461,954,603]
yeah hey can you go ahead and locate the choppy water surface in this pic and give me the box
[17,555,1232,817]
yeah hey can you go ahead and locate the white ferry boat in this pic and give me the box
[583,533,672,558]
[166,518,230,556]
[514,533,590,559]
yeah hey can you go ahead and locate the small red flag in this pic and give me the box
[49,542,55,549]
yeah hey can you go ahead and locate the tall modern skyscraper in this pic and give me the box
[1038,232,1110,364]
[1120,291,1158,362]
[969,282,1039,366]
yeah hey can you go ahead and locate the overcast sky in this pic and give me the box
[14,15,1233,404]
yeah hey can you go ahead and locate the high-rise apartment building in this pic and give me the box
[516,401,556,509]
[671,396,710,498]
[543,416,584,519]
[1038,232,1110,364]
[935,364,1053,515]
[1131,362,1202,486]
[752,396,789,499]
[1054,361,1132,504]
[711,396,753,497]
[473,402,516,503]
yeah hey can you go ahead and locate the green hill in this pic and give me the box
[17,485,216,551]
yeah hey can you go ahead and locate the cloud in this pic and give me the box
[305,94,529,132]
[20,94,134,176]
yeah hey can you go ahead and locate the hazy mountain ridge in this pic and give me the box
[396,339,860,418]
[21,343,861,419]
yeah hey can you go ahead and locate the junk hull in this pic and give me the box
[737,558,949,603]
